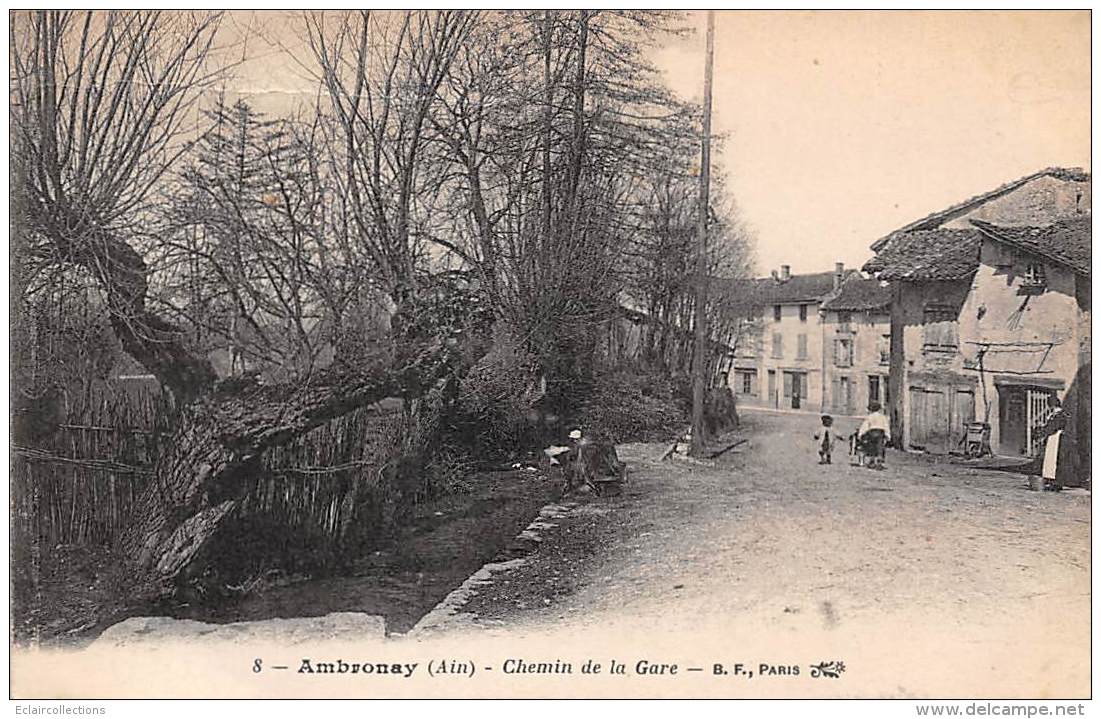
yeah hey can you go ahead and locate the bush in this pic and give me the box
[451,337,539,460]
[577,366,687,444]
[421,446,475,502]
[577,366,739,445]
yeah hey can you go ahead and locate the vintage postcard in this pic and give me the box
[8,8,1092,705]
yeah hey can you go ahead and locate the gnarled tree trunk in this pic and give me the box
[116,341,454,591]
[28,214,454,592]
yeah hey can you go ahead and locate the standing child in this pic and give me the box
[815,415,835,465]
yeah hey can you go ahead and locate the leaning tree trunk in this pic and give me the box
[28,216,457,592]
[117,341,454,592]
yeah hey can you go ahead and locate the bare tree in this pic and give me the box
[9,9,750,596]
[303,10,477,309]
[11,11,224,404]
[156,98,356,380]
[428,11,698,418]
[10,11,462,590]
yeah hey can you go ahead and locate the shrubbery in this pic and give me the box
[577,365,688,444]
[578,365,740,445]
[450,337,540,461]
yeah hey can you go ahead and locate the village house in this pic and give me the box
[819,273,892,415]
[728,263,858,412]
[863,167,1091,484]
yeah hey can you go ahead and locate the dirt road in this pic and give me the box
[450,409,1091,697]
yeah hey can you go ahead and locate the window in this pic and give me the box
[735,369,758,396]
[836,376,852,410]
[869,375,881,404]
[1022,263,1047,289]
[771,333,783,358]
[922,303,959,353]
[834,338,853,367]
[878,334,891,365]
[796,333,808,359]
[773,305,782,322]
[799,304,808,322]
[837,311,853,330]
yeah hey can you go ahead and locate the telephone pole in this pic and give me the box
[690,11,715,457]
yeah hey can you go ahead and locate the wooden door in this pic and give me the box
[909,387,927,450]
[909,385,949,453]
[950,388,975,453]
[924,388,949,453]
[767,370,777,407]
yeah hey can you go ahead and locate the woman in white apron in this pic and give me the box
[1039,399,1067,491]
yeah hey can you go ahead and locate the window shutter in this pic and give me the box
[923,304,959,352]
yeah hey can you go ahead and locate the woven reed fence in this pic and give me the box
[11,382,421,573]
[11,383,173,547]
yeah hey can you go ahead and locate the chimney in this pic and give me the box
[770,269,779,281]
[834,262,845,290]
[780,265,791,282]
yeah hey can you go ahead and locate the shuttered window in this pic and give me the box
[772,333,783,358]
[922,304,959,353]
[834,338,853,367]
[878,334,891,365]
[796,333,808,359]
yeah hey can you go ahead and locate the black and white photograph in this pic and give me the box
[7,8,1092,706]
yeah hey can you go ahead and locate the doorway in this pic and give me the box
[908,383,975,454]
[998,385,1056,457]
[783,371,807,410]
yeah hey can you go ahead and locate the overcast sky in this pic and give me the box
[654,10,1090,276]
[225,10,1091,278]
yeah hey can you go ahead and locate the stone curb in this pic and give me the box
[403,501,579,638]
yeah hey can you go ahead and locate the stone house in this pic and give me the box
[727,264,857,412]
[863,168,1090,483]
[819,274,892,416]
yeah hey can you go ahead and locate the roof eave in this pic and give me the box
[870,167,1091,250]
[970,219,1092,278]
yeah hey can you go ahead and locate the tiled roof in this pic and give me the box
[863,229,982,281]
[871,167,1091,251]
[971,216,1091,277]
[820,275,892,311]
[751,270,858,305]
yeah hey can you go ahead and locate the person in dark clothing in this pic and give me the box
[815,415,835,465]
[1037,398,1069,491]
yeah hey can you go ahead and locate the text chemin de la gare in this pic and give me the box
[263,657,844,679]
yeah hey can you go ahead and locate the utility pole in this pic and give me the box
[690,11,715,457]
